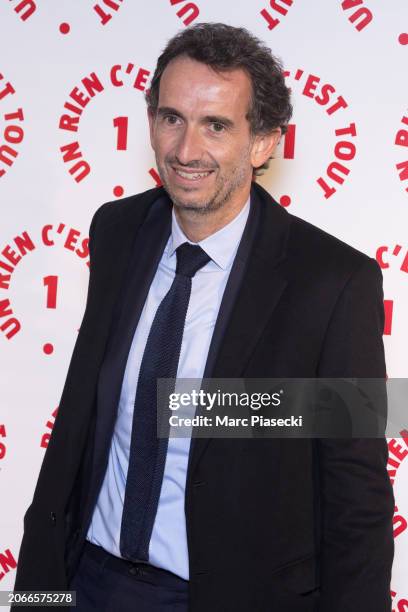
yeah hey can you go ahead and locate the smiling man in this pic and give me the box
[14,23,393,612]
[147,54,275,241]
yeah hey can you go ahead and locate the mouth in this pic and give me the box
[171,166,215,184]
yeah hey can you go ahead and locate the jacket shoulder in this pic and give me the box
[252,181,378,280]
[286,210,379,280]
[91,186,166,232]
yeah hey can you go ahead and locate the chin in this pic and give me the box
[175,200,207,211]
[167,187,208,207]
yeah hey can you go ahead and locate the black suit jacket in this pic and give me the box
[13,182,394,612]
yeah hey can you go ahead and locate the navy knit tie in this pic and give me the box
[120,241,211,562]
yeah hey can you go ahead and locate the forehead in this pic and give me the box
[158,56,252,117]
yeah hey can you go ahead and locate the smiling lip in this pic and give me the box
[171,166,215,183]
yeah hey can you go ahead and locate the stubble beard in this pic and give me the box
[157,159,250,217]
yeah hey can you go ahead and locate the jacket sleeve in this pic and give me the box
[316,257,394,612]
[12,203,107,597]
[77,202,107,329]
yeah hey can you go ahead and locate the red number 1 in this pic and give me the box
[113,116,129,150]
[43,275,58,309]
[283,124,296,159]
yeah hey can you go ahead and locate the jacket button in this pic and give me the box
[193,480,206,487]
[50,512,57,525]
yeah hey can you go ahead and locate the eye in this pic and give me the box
[209,122,226,133]
[163,114,181,126]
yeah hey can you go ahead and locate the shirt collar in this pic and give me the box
[167,196,251,270]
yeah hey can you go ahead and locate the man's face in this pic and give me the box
[148,56,267,215]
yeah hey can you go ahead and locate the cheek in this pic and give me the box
[155,132,180,157]
[217,142,251,170]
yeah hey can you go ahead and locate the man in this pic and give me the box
[14,23,394,612]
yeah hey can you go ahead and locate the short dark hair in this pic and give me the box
[146,22,293,173]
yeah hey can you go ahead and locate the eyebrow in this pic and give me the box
[157,106,235,129]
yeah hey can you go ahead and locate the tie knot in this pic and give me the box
[175,242,211,278]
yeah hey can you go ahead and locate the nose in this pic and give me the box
[174,124,203,166]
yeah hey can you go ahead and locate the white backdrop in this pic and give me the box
[0,1,407,608]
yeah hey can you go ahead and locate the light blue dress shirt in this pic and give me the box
[87,196,250,580]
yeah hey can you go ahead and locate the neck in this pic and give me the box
[173,192,250,242]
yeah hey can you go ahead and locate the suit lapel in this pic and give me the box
[186,183,291,481]
[80,188,167,350]
[82,189,172,533]
[211,184,290,378]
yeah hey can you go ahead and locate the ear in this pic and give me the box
[147,107,156,150]
[250,128,282,169]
